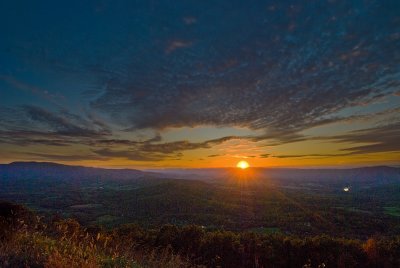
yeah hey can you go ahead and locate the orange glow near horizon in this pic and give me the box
[3,145,400,170]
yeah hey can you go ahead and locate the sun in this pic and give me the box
[236,160,249,169]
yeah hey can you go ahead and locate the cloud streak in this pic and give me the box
[333,123,400,155]
[0,105,242,161]
[92,136,241,161]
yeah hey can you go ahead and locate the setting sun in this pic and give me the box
[236,160,250,169]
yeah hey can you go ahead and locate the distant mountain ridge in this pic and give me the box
[148,165,400,187]
[0,161,155,182]
[1,161,399,186]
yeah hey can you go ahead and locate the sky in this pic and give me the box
[0,0,399,168]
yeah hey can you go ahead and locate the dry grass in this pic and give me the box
[0,216,197,268]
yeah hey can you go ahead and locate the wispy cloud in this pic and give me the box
[0,75,65,105]
[333,123,400,155]
[165,40,193,54]
[27,152,106,161]
[92,136,240,161]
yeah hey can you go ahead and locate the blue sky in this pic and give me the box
[0,0,399,168]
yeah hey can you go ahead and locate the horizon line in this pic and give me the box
[2,160,399,171]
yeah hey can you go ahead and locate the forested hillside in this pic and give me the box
[1,201,400,267]
[1,162,400,238]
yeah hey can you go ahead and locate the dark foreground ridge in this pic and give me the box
[1,201,400,267]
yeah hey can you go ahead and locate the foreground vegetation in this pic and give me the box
[0,202,191,267]
[2,201,400,267]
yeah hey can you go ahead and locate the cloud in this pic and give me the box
[271,121,400,158]
[0,103,242,160]
[139,136,239,153]
[92,148,167,161]
[90,0,400,144]
[250,132,309,146]
[0,106,242,160]
[332,123,400,155]
[165,40,193,54]
[27,152,106,161]
[272,153,348,159]
[0,106,112,147]
[0,75,65,105]
[183,16,197,25]
[92,136,240,161]
[11,105,109,137]
[0,130,242,162]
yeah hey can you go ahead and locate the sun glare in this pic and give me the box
[236,160,249,169]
